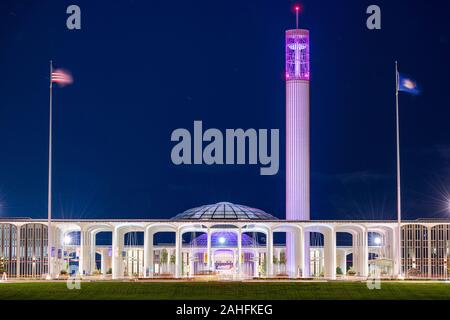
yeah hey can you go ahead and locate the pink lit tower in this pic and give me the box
[285,5,310,277]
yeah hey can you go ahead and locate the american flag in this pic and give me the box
[51,69,73,86]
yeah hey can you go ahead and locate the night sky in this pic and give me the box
[0,0,449,221]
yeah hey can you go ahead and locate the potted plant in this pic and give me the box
[347,268,356,276]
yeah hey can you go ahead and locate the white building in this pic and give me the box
[0,18,445,282]
[0,202,449,280]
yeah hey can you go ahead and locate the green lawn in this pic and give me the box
[1,281,450,300]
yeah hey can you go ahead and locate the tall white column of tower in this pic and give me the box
[285,28,310,277]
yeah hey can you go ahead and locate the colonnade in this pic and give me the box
[63,222,400,279]
[3,219,446,279]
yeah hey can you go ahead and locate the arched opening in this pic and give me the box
[241,231,266,278]
[62,230,80,275]
[367,231,392,277]
[182,230,207,276]
[335,225,368,278]
[309,231,324,277]
[211,231,237,275]
[272,225,302,278]
[335,232,353,277]
[95,231,112,277]
[271,232,287,276]
[152,231,176,277]
[123,230,144,277]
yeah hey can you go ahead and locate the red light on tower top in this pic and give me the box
[293,4,301,29]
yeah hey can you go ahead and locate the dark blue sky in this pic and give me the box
[0,0,449,220]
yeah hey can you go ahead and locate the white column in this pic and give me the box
[16,226,21,278]
[337,250,347,276]
[359,230,369,278]
[143,228,149,277]
[352,233,359,274]
[303,230,310,277]
[266,230,273,276]
[324,229,336,279]
[112,228,122,279]
[79,230,91,276]
[55,228,63,275]
[189,252,195,277]
[78,230,84,276]
[147,231,154,277]
[237,228,242,275]
[90,232,96,274]
[175,229,181,278]
[100,248,108,276]
[390,227,401,278]
[287,229,300,277]
[206,228,212,270]
[254,252,259,277]
[211,249,215,271]
[427,226,432,279]
[47,225,56,277]
[298,228,305,278]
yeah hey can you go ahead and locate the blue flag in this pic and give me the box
[398,73,420,95]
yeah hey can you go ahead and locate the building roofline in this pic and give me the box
[1,218,450,223]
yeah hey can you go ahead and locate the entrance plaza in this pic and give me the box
[1,202,450,280]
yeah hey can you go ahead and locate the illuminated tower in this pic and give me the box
[285,14,310,276]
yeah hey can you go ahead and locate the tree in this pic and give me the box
[160,249,168,264]
[261,259,267,276]
[279,252,286,265]
[273,256,279,265]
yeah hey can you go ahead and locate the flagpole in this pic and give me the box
[47,60,53,279]
[395,60,403,278]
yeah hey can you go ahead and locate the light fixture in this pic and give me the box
[373,237,381,245]
[218,236,226,244]
[64,235,72,245]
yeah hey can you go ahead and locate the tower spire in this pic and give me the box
[295,5,300,29]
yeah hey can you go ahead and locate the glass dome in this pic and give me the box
[171,202,278,220]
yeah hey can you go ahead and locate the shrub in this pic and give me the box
[0,257,5,274]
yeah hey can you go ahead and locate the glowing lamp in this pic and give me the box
[218,236,226,244]
[374,237,381,245]
[64,235,72,245]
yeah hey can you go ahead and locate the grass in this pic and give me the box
[0,281,450,300]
